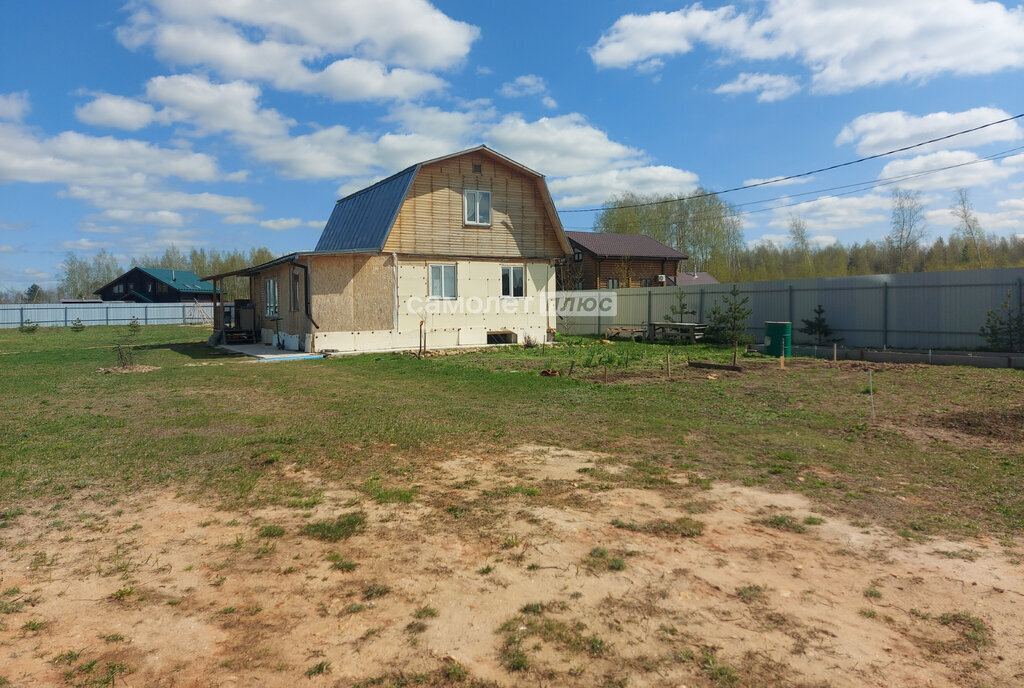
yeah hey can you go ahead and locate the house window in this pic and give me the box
[573,250,583,262]
[265,278,279,318]
[501,266,524,298]
[113,284,124,295]
[429,264,457,299]
[464,189,491,226]
[574,278,584,290]
[156,283,168,294]
[640,278,651,287]
[607,278,619,289]
[290,271,300,311]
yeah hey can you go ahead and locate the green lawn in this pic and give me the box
[1,324,1022,538]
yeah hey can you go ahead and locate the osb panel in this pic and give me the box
[352,255,395,331]
[310,255,354,332]
[310,254,394,332]
[383,152,565,259]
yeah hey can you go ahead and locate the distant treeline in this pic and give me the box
[1,246,275,304]
[596,187,1024,283]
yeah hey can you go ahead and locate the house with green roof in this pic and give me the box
[95,267,215,303]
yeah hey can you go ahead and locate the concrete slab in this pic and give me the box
[219,342,325,361]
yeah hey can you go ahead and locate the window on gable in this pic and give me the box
[290,270,300,311]
[265,278,279,318]
[464,189,491,226]
[501,266,524,298]
[429,264,457,299]
[573,250,583,262]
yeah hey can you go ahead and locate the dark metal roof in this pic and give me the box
[93,266,213,295]
[674,271,720,285]
[566,231,687,260]
[314,165,419,252]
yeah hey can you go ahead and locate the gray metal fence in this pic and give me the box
[559,267,1024,350]
[0,302,213,329]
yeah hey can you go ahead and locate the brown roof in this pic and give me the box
[674,271,719,285]
[566,231,687,260]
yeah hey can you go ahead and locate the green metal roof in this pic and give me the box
[136,267,213,293]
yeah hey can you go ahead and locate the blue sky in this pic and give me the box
[1,0,1023,290]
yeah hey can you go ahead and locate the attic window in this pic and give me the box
[573,250,583,262]
[464,189,491,226]
[472,163,482,174]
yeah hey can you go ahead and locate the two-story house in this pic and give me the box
[204,147,571,353]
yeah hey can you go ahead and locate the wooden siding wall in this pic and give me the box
[250,264,308,335]
[383,153,564,259]
[561,255,680,289]
[310,254,394,332]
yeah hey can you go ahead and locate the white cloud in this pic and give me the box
[541,96,558,109]
[59,237,113,251]
[878,150,1018,191]
[768,193,890,232]
[0,244,15,253]
[259,218,303,231]
[96,209,185,226]
[117,0,476,102]
[75,94,157,130]
[306,220,324,228]
[548,166,699,208]
[223,214,258,225]
[145,74,294,138]
[62,186,259,216]
[486,113,644,177]
[0,92,30,122]
[591,1,1024,93]
[714,73,800,102]
[500,75,548,98]
[0,122,223,186]
[23,268,50,281]
[836,107,1023,156]
[742,174,814,187]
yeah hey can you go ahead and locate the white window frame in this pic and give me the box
[501,265,525,298]
[429,263,457,300]
[264,278,279,319]
[464,189,491,226]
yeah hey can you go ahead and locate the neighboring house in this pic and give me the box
[674,271,719,286]
[203,146,571,353]
[560,231,687,289]
[94,267,215,303]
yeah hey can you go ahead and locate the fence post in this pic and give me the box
[182,303,186,324]
[647,289,652,325]
[19,306,24,326]
[144,305,148,325]
[788,284,794,323]
[698,288,705,322]
[882,282,889,349]
[106,306,109,325]
[64,306,68,327]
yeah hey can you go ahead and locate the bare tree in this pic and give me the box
[788,212,812,277]
[886,189,927,272]
[950,187,985,269]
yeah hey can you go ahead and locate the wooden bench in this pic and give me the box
[647,322,709,344]
[604,326,646,342]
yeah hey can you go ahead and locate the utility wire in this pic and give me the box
[559,144,1024,229]
[559,112,1024,214]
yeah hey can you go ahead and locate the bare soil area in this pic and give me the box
[2,446,1022,687]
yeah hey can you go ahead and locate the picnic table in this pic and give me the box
[647,321,709,343]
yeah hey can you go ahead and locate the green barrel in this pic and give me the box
[764,321,792,357]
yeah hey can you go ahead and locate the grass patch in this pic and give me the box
[362,584,390,600]
[326,553,358,572]
[299,512,366,542]
[258,525,286,538]
[755,514,807,533]
[413,605,439,619]
[365,475,417,504]
[939,611,992,650]
[611,516,704,537]
[305,661,331,677]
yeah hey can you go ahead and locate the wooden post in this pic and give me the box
[665,351,670,377]
[779,354,785,370]
[568,360,575,377]
[832,342,837,362]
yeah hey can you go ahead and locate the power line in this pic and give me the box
[558,144,1024,229]
[559,112,1024,214]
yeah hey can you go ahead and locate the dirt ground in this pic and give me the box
[1,445,1021,687]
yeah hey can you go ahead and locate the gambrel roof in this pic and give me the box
[315,146,570,255]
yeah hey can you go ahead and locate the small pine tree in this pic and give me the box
[665,291,696,323]
[979,291,1024,352]
[707,285,753,364]
[799,304,833,345]
[114,316,143,367]
[70,317,85,332]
